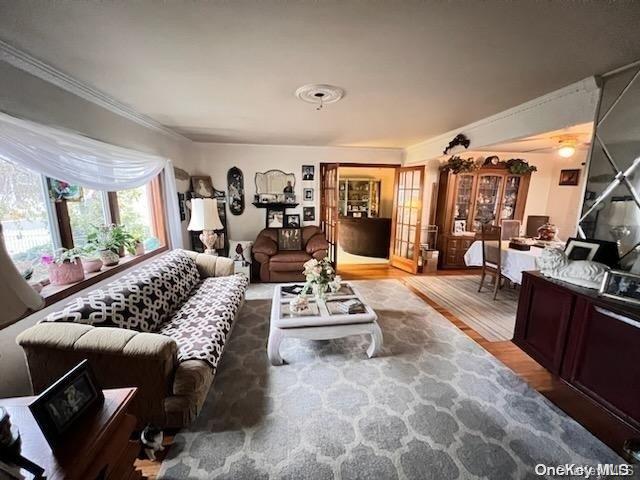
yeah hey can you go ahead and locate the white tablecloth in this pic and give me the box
[463,240,543,285]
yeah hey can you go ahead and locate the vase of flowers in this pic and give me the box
[41,248,85,285]
[302,257,335,301]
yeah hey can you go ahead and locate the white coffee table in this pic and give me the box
[268,282,383,366]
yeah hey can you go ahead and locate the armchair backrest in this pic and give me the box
[257,226,324,249]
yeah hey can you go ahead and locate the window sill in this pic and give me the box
[38,246,168,308]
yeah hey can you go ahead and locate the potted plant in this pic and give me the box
[80,244,103,273]
[440,155,481,174]
[110,224,136,257]
[86,224,121,266]
[41,248,84,286]
[505,158,537,175]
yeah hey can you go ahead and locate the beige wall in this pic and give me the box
[338,166,396,218]
[186,143,402,242]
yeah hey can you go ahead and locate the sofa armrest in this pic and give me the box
[17,323,178,426]
[306,233,329,258]
[253,236,278,263]
[183,250,234,277]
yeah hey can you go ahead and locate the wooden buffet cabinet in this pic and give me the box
[515,272,640,452]
[434,165,530,268]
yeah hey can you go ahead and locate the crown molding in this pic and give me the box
[0,39,190,142]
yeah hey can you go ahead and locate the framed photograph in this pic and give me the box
[284,193,296,203]
[565,239,600,261]
[190,176,215,198]
[302,165,315,181]
[303,206,315,222]
[599,270,640,305]
[267,209,284,228]
[29,360,104,448]
[304,188,314,201]
[259,193,277,204]
[559,169,581,186]
[278,228,302,251]
[285,214,300,227]
[453,219,466,234]
[48,179,83,202]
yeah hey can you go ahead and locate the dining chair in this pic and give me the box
[477,224,505,300]
[501,219,521,240]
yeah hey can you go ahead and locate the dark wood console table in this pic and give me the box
[514,271,640,454]
[0,388,141,480]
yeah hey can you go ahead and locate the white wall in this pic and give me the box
[187,143,402,242]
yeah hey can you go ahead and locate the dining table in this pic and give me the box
[463,240,545,285]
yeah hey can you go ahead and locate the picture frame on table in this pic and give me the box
[599,270,640,305]
[284,214,300,227]
[278,228,302,251]
[28,360,104,448]
[559,169,581,186]
[303,206,315,222]
[267,209,284,228]
[453,220,466,234]
[565,239,600,261]
[190,176,215,198]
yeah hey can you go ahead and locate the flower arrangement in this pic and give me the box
[440,155,480,174]
[505,158,537,175]
[302,257,336,299]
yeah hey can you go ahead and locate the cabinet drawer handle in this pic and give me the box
[594,306,640,329]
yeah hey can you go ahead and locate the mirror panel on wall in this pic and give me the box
[580,64,640,265]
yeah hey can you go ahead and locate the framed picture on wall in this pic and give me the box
[284,214,300,227]
[190,176,215,198]
[559,169,580,186]
[302,165,315,181]
[267,209,284,228]
[303,188,314,201]
[303,206,315,222]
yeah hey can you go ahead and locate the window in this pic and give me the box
[1,160,167,286]
[0,158,56,282]
[67,188,109,246]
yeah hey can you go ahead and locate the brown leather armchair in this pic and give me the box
[253,226,329,282]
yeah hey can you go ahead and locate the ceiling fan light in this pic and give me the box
[558,145,576,158]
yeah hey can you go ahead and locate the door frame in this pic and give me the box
[319,162,401,269]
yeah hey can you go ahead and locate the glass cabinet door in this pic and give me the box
[453,175,474,233]
[500,175,520,221]
[473,175,503,231]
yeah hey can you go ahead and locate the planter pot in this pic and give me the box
[100,249,120,267]
[48,259,85,286]
[134,242,145,256]
[82,258,103,273]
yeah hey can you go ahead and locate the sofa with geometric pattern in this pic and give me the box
[16,249,248,428]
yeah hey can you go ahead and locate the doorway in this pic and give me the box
[321,162,415,271]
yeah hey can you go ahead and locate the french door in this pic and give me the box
[320,163,339,265]
[390,166,424,273]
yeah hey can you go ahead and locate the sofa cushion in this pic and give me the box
[158,274,248,372]
[269,252,312,272]
[44,249,200,332]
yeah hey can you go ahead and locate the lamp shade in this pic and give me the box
[188,198,223,231]
[0,224,45,327]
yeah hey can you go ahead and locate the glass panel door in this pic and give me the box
[453,174,474,233]
[473,175,503,231]
[390,166,424,273]
[320,163,339,265]
[500,175,520,221]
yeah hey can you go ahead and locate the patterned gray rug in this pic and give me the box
[159,280,625,480]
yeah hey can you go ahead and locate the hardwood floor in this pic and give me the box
[135,264,624,478]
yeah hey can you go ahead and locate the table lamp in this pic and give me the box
[188,198,223,255]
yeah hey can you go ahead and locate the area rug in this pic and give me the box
[159,280,625,480]
[404,275,518,341]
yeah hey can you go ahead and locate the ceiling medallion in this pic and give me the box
[295,84,345,110]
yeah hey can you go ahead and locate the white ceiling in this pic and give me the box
[1,1,639,148]
[478,122,594,154]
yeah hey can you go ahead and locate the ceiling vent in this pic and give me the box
[295,84,344,110]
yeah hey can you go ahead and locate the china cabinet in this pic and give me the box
[435,165,530,268]
[339,178,381,218]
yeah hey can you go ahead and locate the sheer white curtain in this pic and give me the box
[0,111,183,249]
